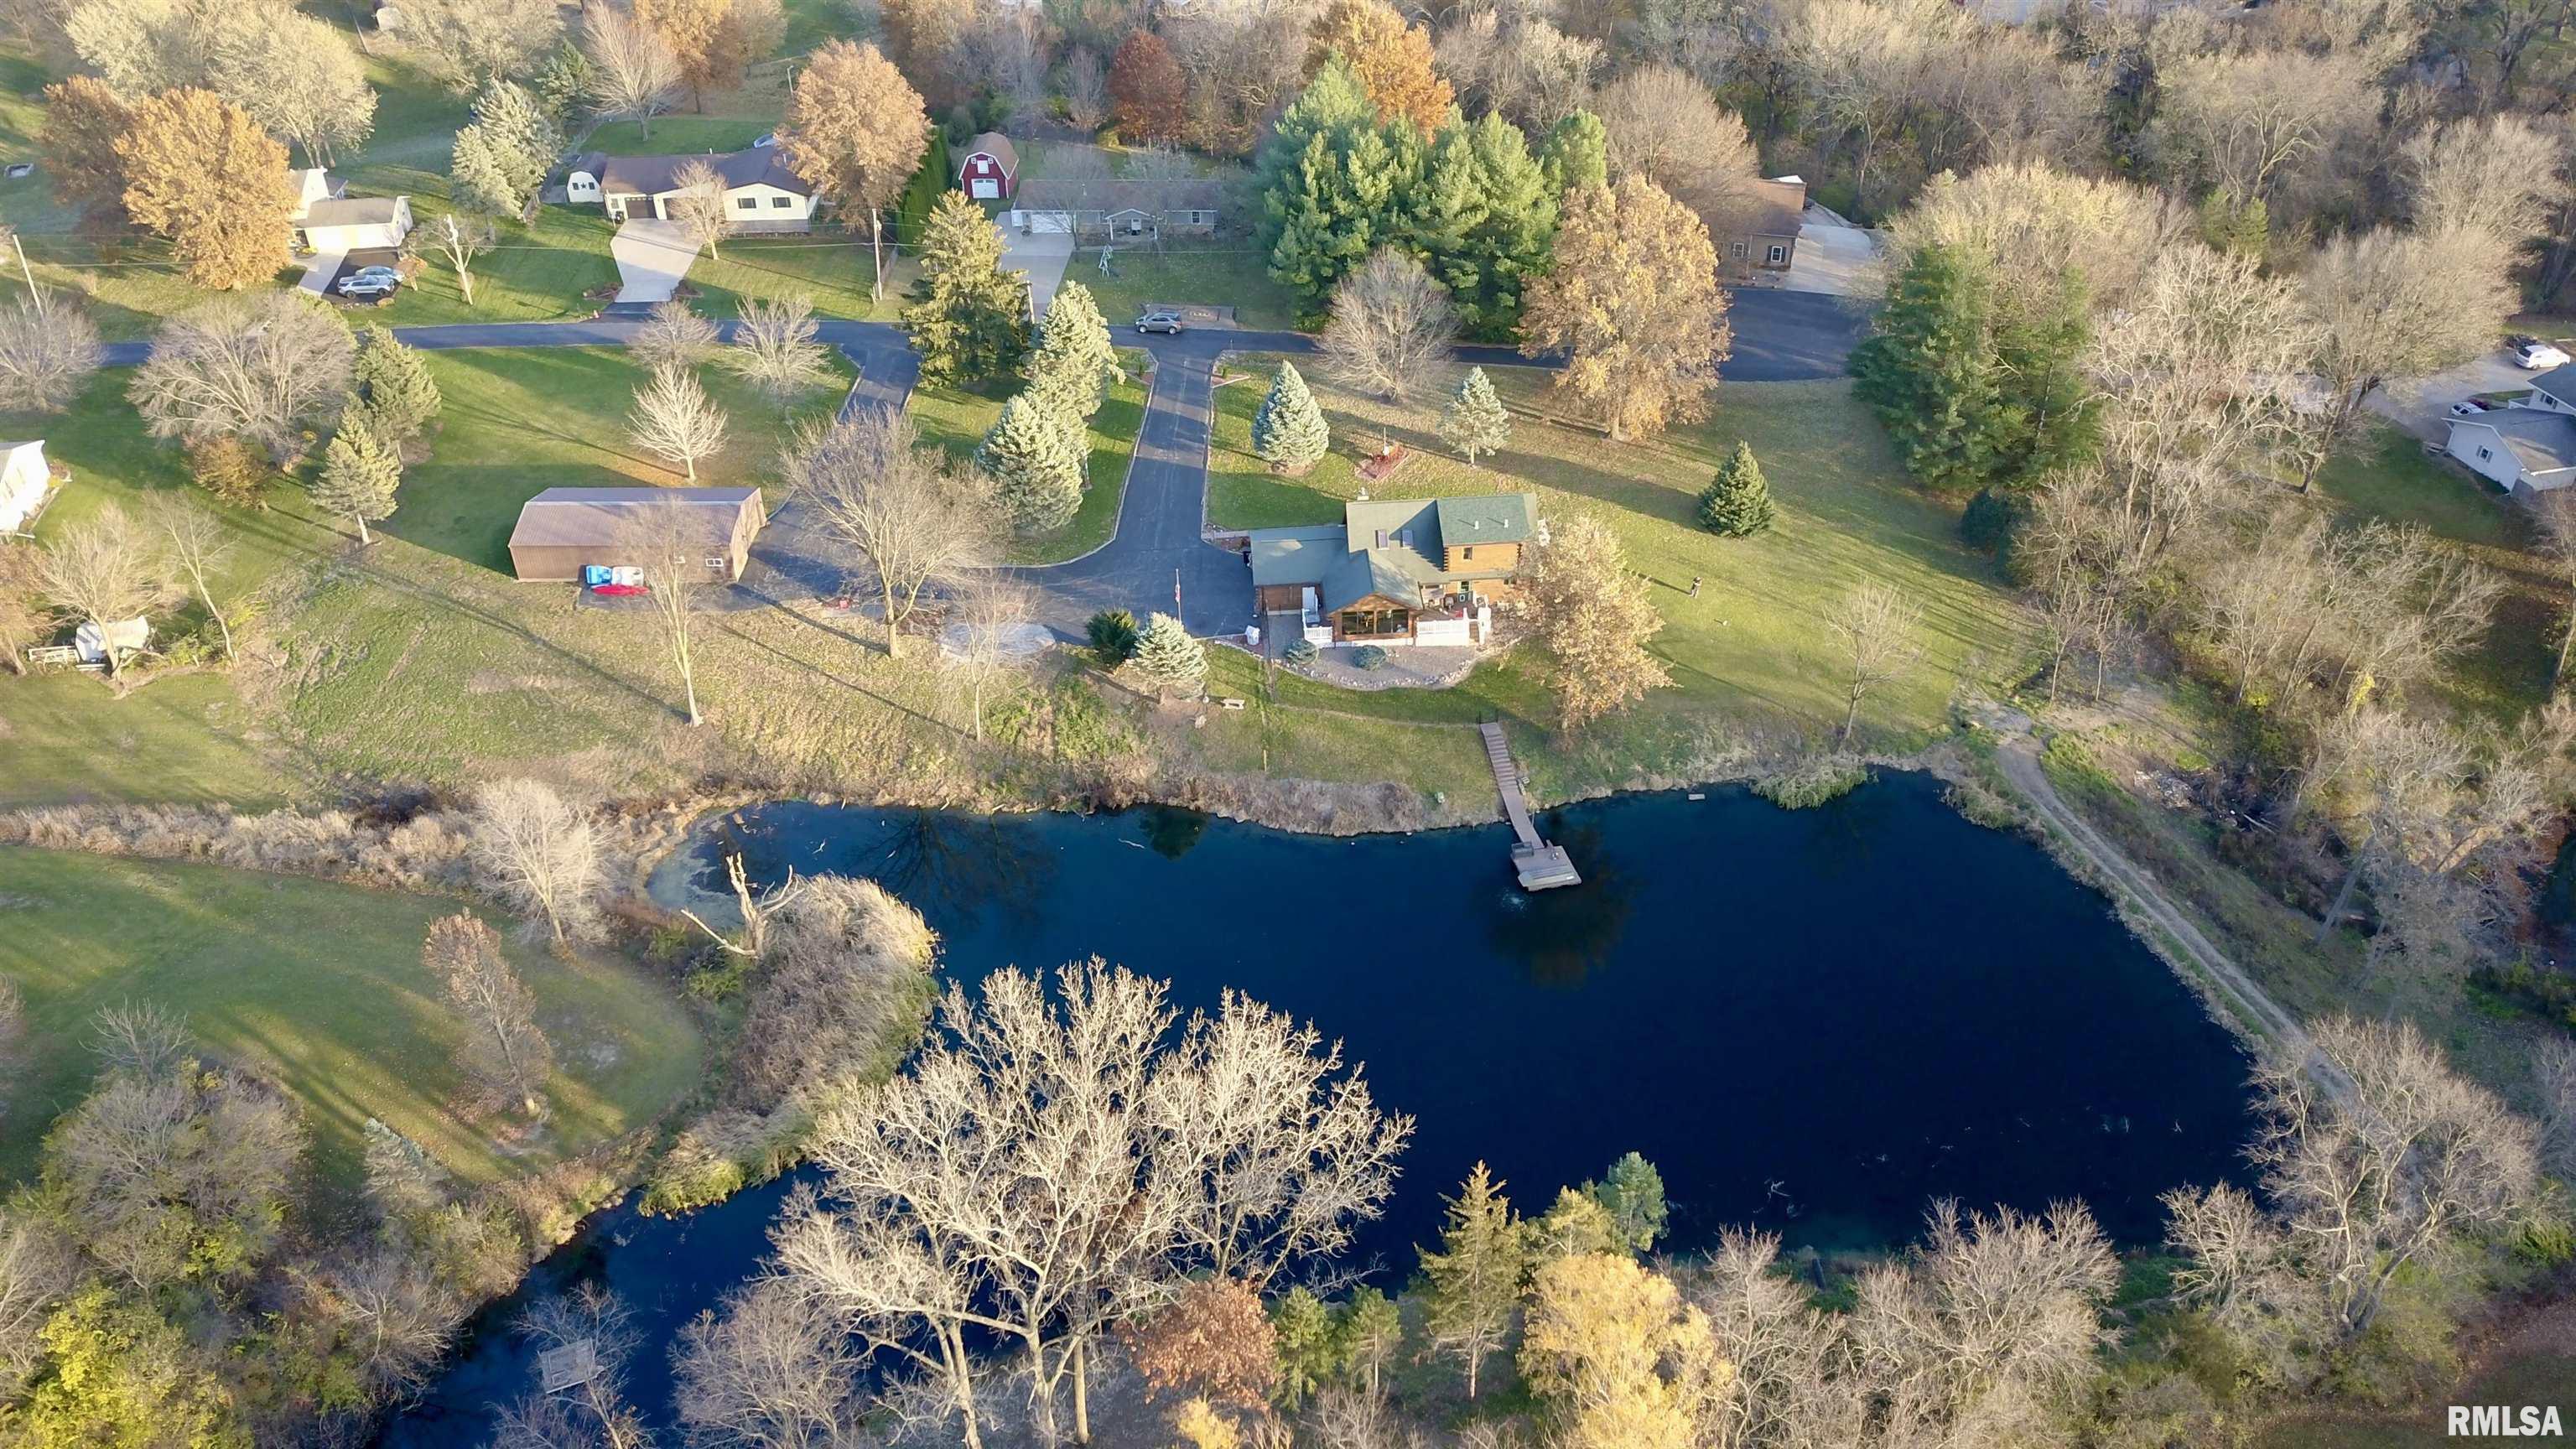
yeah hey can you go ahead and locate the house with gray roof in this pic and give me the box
[566,148,820,232]
[2444,408,2576,496]
[1011,178,1223,240]
[1247,492,1538,647]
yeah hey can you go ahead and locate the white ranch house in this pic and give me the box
[2444,365,2576,495]
[1010,179,1222,240]
[287,168,413,252]
[568,149,820,232]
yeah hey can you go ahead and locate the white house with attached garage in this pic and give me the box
[569,149,820,232]
[2445,362,2576,495]
[287,169,413,252]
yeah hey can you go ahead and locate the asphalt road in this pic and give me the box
[98,288,1869,639]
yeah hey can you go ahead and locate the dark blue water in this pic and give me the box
[382,775,2257,1447]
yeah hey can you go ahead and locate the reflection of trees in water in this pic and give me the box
[1488,817,1638,986]
[865,811,1057,933]
[1137,805,1209,860]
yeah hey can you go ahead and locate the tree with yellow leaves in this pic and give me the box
[115,89,293,291]
[1519,512,1670,733]
[634,0,782,110]
[1305,0,1452,132]
[1519,175,1730,443]
[1519,1253,1732,1449]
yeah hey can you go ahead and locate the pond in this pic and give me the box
[382,773,2257,1447]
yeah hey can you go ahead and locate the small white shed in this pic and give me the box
[0,439,55,534]
[74,615,148,667]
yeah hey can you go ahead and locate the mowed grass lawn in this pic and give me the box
[911,348,1150,564]
[1193,356,2029,798]
[391,346,853,570]
[0,846,705,1187]
[1083,245,1297,330]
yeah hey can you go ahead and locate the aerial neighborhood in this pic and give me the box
[3,0,2576,1446]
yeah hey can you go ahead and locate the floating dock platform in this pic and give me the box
[1480,722,1581,891]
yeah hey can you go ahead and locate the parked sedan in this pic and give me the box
[2514,339,2570,370]
[2449,399,2492,418]
[1135,309,1185,335]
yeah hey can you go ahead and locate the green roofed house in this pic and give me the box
[1247,492,1540,650]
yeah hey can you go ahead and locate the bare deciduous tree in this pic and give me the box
[2159,1182,2330,1392]
[0,542,57,675]
[2300,225,2516,489]
[401,0,564,91]
[2402,112,2568,247]
[431,210,494,307]
[0,1209,76,1396]
[0,299,101,412]
[2249,1015,2538,1334]
[426,912,554,1116]
[1597,65,1762,247]
[501,1284,652,1449]
[128,293,356,460]
[2535,488,2576,689]
[579,1,681,139]
[37,503,168,676]
[616,496,714,725]
[719,293,833,408]
[943,574,1035,742]
[1685,1230,1864,1448]
[2149,48,2381,216]
[784,408,996,659]
[148,496,235,662]
[667,157,736,260]
[1059,44,1107,132]
[631,299,721,371]
[300,1246,457,1402]
[1823,582,1924,743]
[679,850,808,961]
[1316,247,1458,423]
[467,777,605,943]
[673,1277,864,1449]
[630,363,730,482]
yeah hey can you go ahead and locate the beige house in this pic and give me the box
[1718,176,1807,276]
[570,149,820,233]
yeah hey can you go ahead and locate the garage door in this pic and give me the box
[1023,210,1073,234]
[970,178,999,200]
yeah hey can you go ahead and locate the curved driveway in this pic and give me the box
[96,289,1866,638]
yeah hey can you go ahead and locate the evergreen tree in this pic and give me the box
[1986,269,2098,486]
[1259,57,1422,321]
[1531,1186,1622,1259]
[351,324,442,447]
[1455,112,1556,337]
[1540,108,1608,195]
[1027,279,1121,422]
[1270,1286,1340,1410]
[975,392,1086,536]
[1585,1152,1670,1254]
[1129,610,1206,693]
[449,125,521,217]
[1849,243,1998,492]
[1696,440,1776,536]
[1420,1161,1527,1399]
[1086,607,1138,664]
[2198,190,2269,259]
[1252,361,1331,473]
[903,192,1031,385]
[1437,366,1511,466]
[314,417,402,544]
[1339,1287,1405,1394]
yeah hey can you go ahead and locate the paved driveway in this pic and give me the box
[2366,350,2544,443]
[1000,230,1076,319]
[1784,220,1883,298]
[610,219,699,304]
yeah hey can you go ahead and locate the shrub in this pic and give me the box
[1088,608,1140,665]
[1283,638,1317,666]
[1751,757,1870,809]
[185,435,267,508]
[1351,644,1389,671]
[1960,486,2032,559]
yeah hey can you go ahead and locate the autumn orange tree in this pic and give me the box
[1108,32,1187,143]
[39,76,134,234]
[634,0,782,110]
[116,89,293,290]
[1305,0,1452,132]
[1519,175,1730,443]
[778,39,930,300]
[876,0,974,109]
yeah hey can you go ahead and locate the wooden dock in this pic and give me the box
[1480,723,1581,890]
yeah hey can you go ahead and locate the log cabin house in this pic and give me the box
[1247,493,1538,647]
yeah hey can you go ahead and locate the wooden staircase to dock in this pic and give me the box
[1479,722,1581,890]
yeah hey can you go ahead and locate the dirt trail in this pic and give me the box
[1977,708,2357,1110]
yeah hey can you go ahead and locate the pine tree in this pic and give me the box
[1252,361,1330,473]
[1586,1152,1670,1254]
[1455,112,1556,338]
[1027,279,1121,422]
[1437,366,1511,466]
[1849,243,1998,492]
[1129,610,1206,694]
[1419,1161,1527,1400]
[1270,1286,1340,1410]
[449,125,521,217]
[314,417,402,544]
[473,80,559,202]
[352,324,443,447]
[903,192,1031,385]
[1540,109,1607,195]
[1258,57,1423,321]
[976,392,1086,536]
[1696,440,1776,536]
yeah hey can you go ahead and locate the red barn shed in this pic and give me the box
[955,132,1019,200]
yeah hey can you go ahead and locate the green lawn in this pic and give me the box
[1081,244,1296,330]
[0,673,297,809]
[910,348,1150,564]
[687,234,900,321]
[1191,357,2029,799]
[0,846,706,1187]
[392,346,850,570]
[586,117,776,154]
